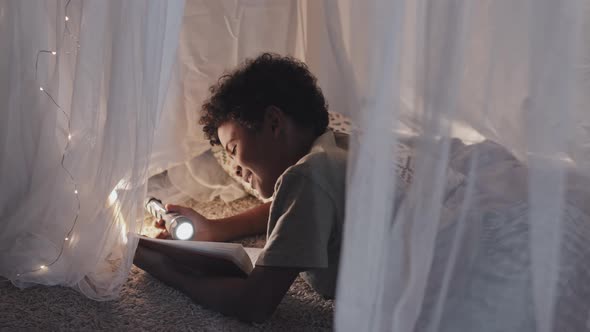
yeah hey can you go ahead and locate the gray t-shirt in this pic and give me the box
[255,130,347,298]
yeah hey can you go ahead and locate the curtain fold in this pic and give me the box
[332,0,590,331]
[0,0,185,300]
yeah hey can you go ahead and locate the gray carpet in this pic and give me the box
[0,197,334,331]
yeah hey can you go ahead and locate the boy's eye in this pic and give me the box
[231,146,237,156]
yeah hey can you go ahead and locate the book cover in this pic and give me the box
[137,236,262,278]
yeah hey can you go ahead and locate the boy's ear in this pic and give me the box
[265,105,283,137]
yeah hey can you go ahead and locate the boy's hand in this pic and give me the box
[153,219,172,239]
[154,204,220,242]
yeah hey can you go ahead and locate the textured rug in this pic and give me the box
[0,196,334,331]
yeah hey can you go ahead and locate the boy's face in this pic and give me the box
[217,113,286,199]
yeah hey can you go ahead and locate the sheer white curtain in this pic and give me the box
[331,0,590,331]
[0,0,184,300]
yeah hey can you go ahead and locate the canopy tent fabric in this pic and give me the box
[1,0,590,330]
[0,0,185,300]
[331,0,590,331]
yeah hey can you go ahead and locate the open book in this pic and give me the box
[136,236,263,278]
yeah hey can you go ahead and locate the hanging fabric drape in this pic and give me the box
[331,0,590,331]
[0,0,184,300]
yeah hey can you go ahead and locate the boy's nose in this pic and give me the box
[234,164,243,177]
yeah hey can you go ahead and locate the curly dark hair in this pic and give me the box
[199,53,329,145]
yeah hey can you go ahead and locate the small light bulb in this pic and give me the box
[40,265,46,270]
[65,237,69,241]
[68,134,72,141]
[16,273,21,277]
[65,16,69,21]
[74,190,78,194]
[51,51,57,55]
[39,87,44,91]
[108,189,118,206]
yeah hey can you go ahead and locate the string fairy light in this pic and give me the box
[13,0,141,284]
[14,0,81,279]
[64,0,79,51]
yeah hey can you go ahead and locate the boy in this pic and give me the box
[134,53,347,323]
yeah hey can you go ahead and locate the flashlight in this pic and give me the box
[144,197,195,241]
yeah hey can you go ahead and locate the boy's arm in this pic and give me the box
[134,244,299,323]
[212,201,271,241]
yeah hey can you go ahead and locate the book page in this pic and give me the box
[244,247,263,265]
